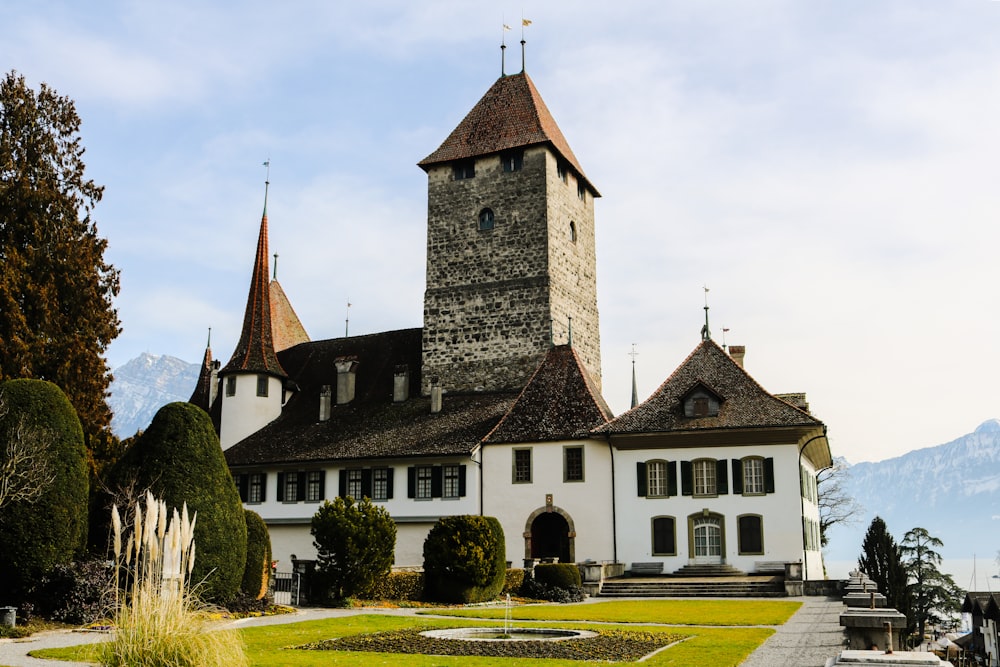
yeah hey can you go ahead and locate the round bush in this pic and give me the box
[0,379,89,602]
[108,402,247,603]
[422,515,506,603]
[533,563,582,589]
[311,496,396,603]
[242,509,271,600]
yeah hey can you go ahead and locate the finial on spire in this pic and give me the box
[629,344,639,409]
[207,326,212,348]
[520,17,531,72]
[273,253,279,280]
[345,299,351,338]
[501,21,511,76]
[262,159,271,217]
[701,285,712,341]
[722,327,730,351]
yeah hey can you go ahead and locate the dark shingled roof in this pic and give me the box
[484,344,612,444]
[221,209,286,379]
[269,279,310,352]
[596,339,822,435]
[224,328,518,467]
[418,72,599,196]
[188,344,214,411]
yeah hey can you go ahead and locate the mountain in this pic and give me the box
[108,354,199,438]
[825,419,1000,566]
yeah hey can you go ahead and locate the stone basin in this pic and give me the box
[421,627,597,642]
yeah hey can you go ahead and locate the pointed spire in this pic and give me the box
[188,328,215,410]
[701,285,712,341]
[220,169,286,378]
[630,344,639,409]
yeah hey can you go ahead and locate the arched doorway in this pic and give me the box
[688,513,725,564]
[523,507,575,564]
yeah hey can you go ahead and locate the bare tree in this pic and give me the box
[0,392,57,511]
[818,459,864,547]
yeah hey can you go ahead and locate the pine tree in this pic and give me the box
[0,70,121,462]
[901,527,962,639]
[858,516,911,632]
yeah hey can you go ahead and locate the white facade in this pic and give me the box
[219,373,283,450]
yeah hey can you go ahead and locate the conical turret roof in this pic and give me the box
[188,340,214,411]
[269,279,309,352]
[419,71,599,196]
[221,203,286,378]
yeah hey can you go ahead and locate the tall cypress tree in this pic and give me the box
[0,70,120,464]
[858,516,912,632]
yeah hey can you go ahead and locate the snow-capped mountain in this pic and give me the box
[108,354,199,438]
[825,419,1000,564]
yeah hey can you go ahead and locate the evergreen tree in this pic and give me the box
[423,515,507,604]
[108,403,246,603]
[0,70,121,462]
[858,516,911,631]
[0,379,90,602]
[901,527,962,639]
[311,496,396,602]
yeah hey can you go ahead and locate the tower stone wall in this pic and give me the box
[421,145,601,394]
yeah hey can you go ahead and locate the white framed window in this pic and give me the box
[564,446,584,482]
[513,448,532,483]
[372,467,389,501]
[283,472,299,502]
[346,469,362,499]
[647,460,667,497]
[693,459,717,497]
[248,473,265,503]
[416,466,433,499]
[443,464,460,499]
[743,457,765,495]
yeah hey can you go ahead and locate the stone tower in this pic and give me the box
[418,71,601,395]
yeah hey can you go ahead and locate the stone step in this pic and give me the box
[599,579,785,598]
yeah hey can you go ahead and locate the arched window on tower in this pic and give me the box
[569,221,577,243]
[478,208,495,231]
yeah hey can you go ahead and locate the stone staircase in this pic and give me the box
[599,564,787,598]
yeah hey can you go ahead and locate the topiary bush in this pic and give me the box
[0,379,90,603]
[311,496,396,603]
[533,563,582,589]
[363,571,424,601]
[502,568,525,596]
[422,515,506,603]
[106,402,247,604]
[241,509,271,601]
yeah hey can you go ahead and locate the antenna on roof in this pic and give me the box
[701,285,712,341]
[722,327,730,351]
[520,18,531,72]
[262,159,270,217]
[345,298,351,338]
[207,327,212,349]
[273,253,278,281]
[629,343,639,409]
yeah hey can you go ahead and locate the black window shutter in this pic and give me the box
[339,470,347,498]
[764,457,775,493]
[407,466,415,498]
[361,469,373,499]
[431,466,443,498]
[458,465,467,496]
[277,472,286,501]
[636,462,647,496]
[667,461,678,497]
[296,473,306,502]
[236,474,248,502]
[318,470,326,500]
[716,459,729,495]
[259,474,267,502]
[732,459,744,495]
[680,460,693,496]
[386,468,395,499]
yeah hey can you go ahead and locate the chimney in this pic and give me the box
[209,360,221,405]
[393,365,409,403]
[318,385,332,421]
[729,345,745,369]
[334,356,359,405]
[430,376,442,414]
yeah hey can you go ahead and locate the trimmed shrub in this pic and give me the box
[423,515,506,603]
[241,509,271,600]
[502,568,525,596]
[519,575,586,603]
[363,571,424,601]
[0,379,89,602]
[533,563,582,589]
[311,496,396,603]
[107,402,246,604]
[30,558,112,625]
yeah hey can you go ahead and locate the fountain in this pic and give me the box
[420,594,597,642]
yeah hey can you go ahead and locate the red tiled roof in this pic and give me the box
[596,339,822,434]
[418,72,599,196]
[484,344,612,444]
[269,280,309,352]
[221,211,286,378]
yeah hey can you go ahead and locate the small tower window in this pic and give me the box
[577,182,586,200]
[569,221,577,244]
[453,159,475,180]
[225,376,236,397]
[478,208,495,231]
[256,375,269,397]
[501,149,523,172]
[557,161,568,184]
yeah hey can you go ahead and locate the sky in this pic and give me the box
[4,1,999,464]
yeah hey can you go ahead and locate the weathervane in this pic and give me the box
[520,17,531,72]
[701,285,712,341]
[629,343,640,409]
[345,299,351,338]
[722,327,730,351]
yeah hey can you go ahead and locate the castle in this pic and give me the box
[191,56,831,582]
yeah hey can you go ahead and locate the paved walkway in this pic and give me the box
[739,595,847,667]
[1,597,848,667]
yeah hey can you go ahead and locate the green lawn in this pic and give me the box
[33,599,787,666]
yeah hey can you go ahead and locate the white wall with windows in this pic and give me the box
[219,373,284,450]
[613,443,821,575]
[481,439,614,566]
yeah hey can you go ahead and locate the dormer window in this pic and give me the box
[501,149,523,172]
[683,385,722,417]
[478,208,495,231]
[453,159,475,180]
